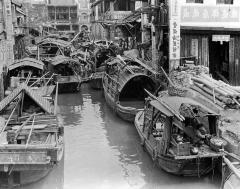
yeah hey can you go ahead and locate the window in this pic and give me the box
[216,0,233,4]
[186,0,203,3]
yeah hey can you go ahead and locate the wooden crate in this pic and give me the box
[172,142,191,156]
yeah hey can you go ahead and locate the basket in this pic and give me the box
[210,137,227,152]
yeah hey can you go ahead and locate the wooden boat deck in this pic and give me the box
[173,145,224,160]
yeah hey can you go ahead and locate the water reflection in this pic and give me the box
[11,84,221,189]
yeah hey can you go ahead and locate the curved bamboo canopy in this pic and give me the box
[8,58,44,71]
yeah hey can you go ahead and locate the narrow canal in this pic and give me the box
[19,84,221,189]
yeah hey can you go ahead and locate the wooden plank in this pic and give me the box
[0,152,49,165]
[0,144,57,149]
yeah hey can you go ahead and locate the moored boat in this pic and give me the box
[134,93,224,176]
[0,83,64,186]
[47,55,81,93]
[5,58,56,97]
[89,42,116,90]
[103,56,157,122]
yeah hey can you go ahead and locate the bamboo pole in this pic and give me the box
[223,156,240,179]
[25,72,32,85]
[54,82,59,115]
[160,66,174,86]
[30,71,50,87]
[190,85,225,108]
[194,83,233,104]
[14,114,35,141]
[221,150,240,162]
[199,75,239,97]
[192,77,229,97]
[44,73,56,87]
[25,115,35,148]
[0,96,22,138]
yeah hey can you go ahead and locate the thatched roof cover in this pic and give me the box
[8,58,44,71]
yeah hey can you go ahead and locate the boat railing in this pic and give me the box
[10,76,54,88]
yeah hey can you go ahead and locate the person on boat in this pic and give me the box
[194,123,211,146]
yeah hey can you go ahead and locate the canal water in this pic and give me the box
[19,84,221,189]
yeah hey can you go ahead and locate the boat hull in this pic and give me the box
[0,164,53,187]
[116,103,140,122]
[103,84,140,122]
[134,111,217,176]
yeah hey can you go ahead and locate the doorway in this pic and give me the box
[209,40,229,82]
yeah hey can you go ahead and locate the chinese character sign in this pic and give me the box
[169,0,181,62]
[181,6,240,22]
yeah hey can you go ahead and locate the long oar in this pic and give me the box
[25,115,35,149]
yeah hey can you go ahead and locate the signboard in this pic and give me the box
[0,152,48,164]
[212,35,230,42]
[169,0,181,69]
[181,6,240,22]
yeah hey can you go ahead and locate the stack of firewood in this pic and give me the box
[168,66,240,109]
[191,74,240,109]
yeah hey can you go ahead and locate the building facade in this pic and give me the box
[179,0,240,85]
[22,1,47,29]
[90,0,136,40]
[47,0,79,33]
[78,0,91,31]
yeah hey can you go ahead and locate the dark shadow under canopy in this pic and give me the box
[119,75,156,102]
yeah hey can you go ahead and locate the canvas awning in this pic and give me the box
[150,100,174,117]
[0,84,53,114]
[150,96,219,118]
[8,58,44,71]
